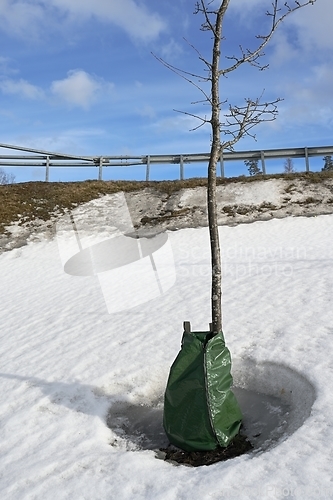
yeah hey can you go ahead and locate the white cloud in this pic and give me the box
[51,70,112,109]
[0,56,17,75]
[0,69,115,108]
[53,0,167,41]
[160,38,184,62]
[285,0,333,53]
[14,127,106,154]
[0,0,45,39]
[0,78,44,99]
[135,104,156,119]
[228,0,331,56]
[268,31,300,67]
[0,0,167,42]
[276,62,333,126]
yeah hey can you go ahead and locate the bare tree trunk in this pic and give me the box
[207,3,226,334]
[154,0,316,335]
[207,146,222,334]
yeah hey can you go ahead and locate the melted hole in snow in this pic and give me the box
[107,398,167,451]
[106,359,316,454]
[232,358,316,451]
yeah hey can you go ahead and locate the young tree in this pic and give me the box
[0,168,15,185]
[245,159,262,176]
[322,155,333,171]
[156,0,316,334]
[284,157,295,173]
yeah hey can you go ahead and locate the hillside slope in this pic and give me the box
[1,173,333,253]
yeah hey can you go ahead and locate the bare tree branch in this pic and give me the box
[221,95,282,150]
[194,0,218,34]
[151,53,211,105]
[183,37,212,74]
[151,53,208,83]
[220,1,315,75]
[173,109,210,131]
[154,0,317,334]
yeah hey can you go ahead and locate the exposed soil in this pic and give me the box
[160,433,253,467]
[3,171,333,254]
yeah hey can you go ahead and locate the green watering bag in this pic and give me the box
[163,324,242,452]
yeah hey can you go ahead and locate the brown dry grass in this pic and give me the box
[1,171,333,233]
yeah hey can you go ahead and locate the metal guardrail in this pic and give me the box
[0,142,333,182]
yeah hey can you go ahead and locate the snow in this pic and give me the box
[1,188,333,499]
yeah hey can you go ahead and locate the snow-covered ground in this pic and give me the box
[1,187,333,499]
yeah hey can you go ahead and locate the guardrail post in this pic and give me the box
[98,157,103,181]
[304,147,310,172]
[219,152,224,177]
[45,156,50,182]
[180,155,184,180]
[260,151,266,175]
[146,155,150,181]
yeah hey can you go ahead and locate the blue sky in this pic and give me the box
[0,0,332,182]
